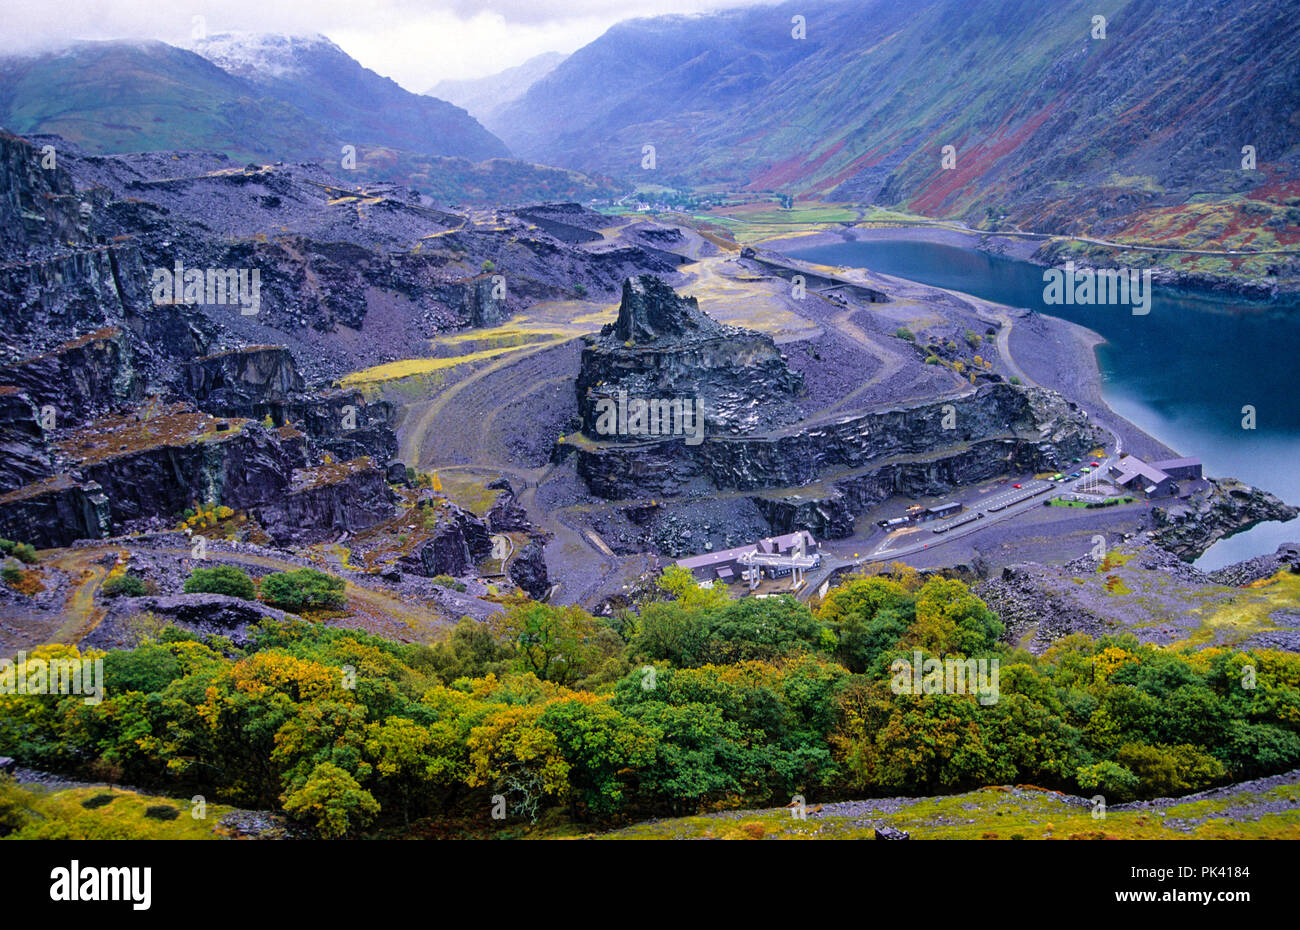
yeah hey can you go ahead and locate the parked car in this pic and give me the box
[1069,472,1081,479]
[1012,483,1022,489]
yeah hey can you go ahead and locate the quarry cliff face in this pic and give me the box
[576,275,805,440]
[570,293,1107,539]
[576,381,1102,491]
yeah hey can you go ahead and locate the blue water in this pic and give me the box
[788,238,1300,569]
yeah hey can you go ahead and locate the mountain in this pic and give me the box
[495,0,1300,232]
[0,36,506,164]
[426,51,567,133]
[190,33,508,161]
[0,36,629,203]
[0,39,327,160]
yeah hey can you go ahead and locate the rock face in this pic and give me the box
[406,502,493,577]
[508,538,550,599]
[180,347,397,467]
[0,476,112,548]
[0,405,307,548]
[575,381,1104,541]
[182,346,305,413]
[254,457,398,546]
[576,275,804,439]
[1151,479,1299,561]
[0,328,139,426]
[0,388,50,493]
[485,476,531,532]
[0,129,88,252]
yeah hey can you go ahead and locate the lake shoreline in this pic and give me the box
[769,229,1299,568]
[767,230,1180,461]
[763,224,1291,302]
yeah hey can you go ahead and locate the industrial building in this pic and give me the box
[676,531,821,590]
[1108,454,1201,497]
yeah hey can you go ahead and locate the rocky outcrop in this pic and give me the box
[576,275,804,439]
[0,130,88,252]
[511,203,605,244]
[485,476,530,532]
[85,593,296,649]
[0,476,112,548]
[508,538,550,599]
[1151,479,1299,561]
[755,437,1053,539]
[0,405,309,546]
[405,502,493,577]
[1208,542,1300,586]
[254,457,398,546]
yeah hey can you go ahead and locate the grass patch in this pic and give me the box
[597,780,1300,840]
[8,785,235,840]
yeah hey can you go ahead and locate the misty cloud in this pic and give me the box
[0,0,778,89]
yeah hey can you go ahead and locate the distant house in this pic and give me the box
[676,531,821,588]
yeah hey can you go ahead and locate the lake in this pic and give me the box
[788,238,1299,569]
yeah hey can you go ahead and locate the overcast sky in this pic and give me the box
[1,0,777,90]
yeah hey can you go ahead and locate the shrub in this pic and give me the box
[894,327,915,341]
[574,283,588,297]
[1009,376,1021,385]
[924,354,939,364]
[1075,760,1140,801]
[1,566,20,586]
[261,568,346,612]
[0,776,38,837]
[144,805,180,821]
[184,565,256,600]
[103,574,148,598]
[481,259,495,272]
[0,539,13,555]
[430,574,467,593]
[12,543,37,564]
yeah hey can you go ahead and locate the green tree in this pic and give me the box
[282,762,380,838]
[1075,760,1140,800]
[491,603,614,686]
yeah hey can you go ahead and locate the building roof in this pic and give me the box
[1110,455,1170,487]
[1150,457,1201,471]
